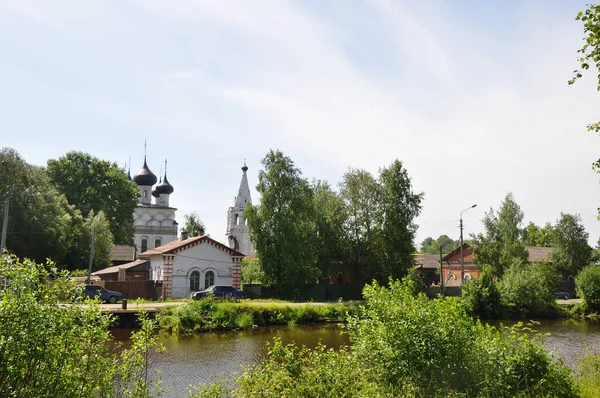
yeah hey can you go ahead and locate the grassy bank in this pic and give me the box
[158,300,359,333]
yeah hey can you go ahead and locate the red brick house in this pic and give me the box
[441,244,553,286]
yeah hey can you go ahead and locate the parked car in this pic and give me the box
[83,284,123,304]
[191,285,244,300]
[554,291,570,300]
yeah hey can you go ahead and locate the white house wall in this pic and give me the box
[150,242,235,299]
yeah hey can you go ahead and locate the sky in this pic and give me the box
[1,0,600,248]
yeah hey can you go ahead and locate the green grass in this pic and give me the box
[158,300,359,333]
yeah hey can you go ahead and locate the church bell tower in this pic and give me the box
[226,162,253,255]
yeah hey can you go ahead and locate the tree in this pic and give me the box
[85,210,114,270]
[182,212,206,237]
[420,235,459,254]
[46,151,138,244]
[549,213,593,277]
[473,193,528,277]
[241,257,264,284]
[312,180,348,279]
[339,168,383,284]
[0,148,73,264]
[570,4,600,134]
[245,150,318,295]
[378,160,423,280]
[522,222,555,247]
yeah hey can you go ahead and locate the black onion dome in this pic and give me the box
[242,164,248,172]
[133,158,157,186]
[156,174,174,195]
[151,188,159,198]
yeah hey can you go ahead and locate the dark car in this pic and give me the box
[554,291,570,300]
[191,285,244,300]
[83,284,123,304]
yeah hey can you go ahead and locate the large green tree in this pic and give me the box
[312,180,348,279]
[245,150,318,295]
[46,151,138,244]
[549,213,593,277]
[378,160,423,280]
[473,193,528,277]
[420,235,459,254]
[339,168,383,284]
[0,148,72,263]
[182,212,206,237]
[522,222,555,247]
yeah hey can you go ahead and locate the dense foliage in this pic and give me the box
[193,278,578,397]
[46,151,138,245]
[245,150,319,294]
[576,263,600,310]
[473,193,528,277]
[461,265,502,319]
[0,254,163,397]
[550,213,593,277]
[522,222,555,247]
[181,212,206,237]
[420,234,459,254]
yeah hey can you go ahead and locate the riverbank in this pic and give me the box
[157,299,360,333]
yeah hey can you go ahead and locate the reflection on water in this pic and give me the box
[112,319,600,398]
[112,323,349,397]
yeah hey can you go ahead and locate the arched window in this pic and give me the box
[204,271,215,289]
[234,214,239,225]
[190,271,200,292]
[141,239,148,253]
[464,274,472,282]
[448,273,456,280]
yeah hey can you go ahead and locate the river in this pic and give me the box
[112,319,600,398]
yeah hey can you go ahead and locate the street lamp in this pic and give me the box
[460,204,477,284]
[0,161,10,253]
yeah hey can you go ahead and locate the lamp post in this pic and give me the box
[460,204,477,284]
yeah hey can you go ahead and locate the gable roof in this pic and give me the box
[110,245,136,262]
[139,235,245,258]
[414,254,441,269]
[525,246,554,262]
[91,259,149,276]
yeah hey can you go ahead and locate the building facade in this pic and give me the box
[131,158,178,255]
[139,235,244,298]
[225,163,254,255]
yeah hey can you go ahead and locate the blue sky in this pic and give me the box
[2,0,600,247]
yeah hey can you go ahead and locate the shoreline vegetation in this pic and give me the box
[3,254,600,397]
[157,299,359,333]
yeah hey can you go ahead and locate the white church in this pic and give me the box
[125,158,254,298]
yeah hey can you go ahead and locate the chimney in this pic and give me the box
[181,231,188,240]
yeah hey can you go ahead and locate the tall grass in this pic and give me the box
[158,300,357,333]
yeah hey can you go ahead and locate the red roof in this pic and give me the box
[139,235,244,258]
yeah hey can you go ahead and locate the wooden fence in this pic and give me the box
[104,280,163,300]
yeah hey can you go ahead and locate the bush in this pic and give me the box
[497,261,559,318]
[576,263,600,311]
[461,265,502,319]
[0,254,163,397]
[192,278,578,397]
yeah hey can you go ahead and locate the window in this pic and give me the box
[141,239,148,253]
[143,190,147,198]
[205,271,215,289]
[464,274,472,282]
[448,273,456,280]
[154,239,161,248]
[190,271,200,292]
[234,214,239,225]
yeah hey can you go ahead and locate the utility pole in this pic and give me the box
[1,190,11,253]
[460,204,477,284]
[86,227,96,284]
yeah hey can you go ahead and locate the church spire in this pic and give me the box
[234,161,251,208]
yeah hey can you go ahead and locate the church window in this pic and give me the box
[155,239,161,248]
[190,271,200,292]
[234,214,239,225]
[205,271,215,289]
[141,239,148,253]
[143,190,147,198]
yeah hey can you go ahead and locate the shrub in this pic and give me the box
[461,265,502,319]
[497,260,559,317]
[235,312,254,329]
[576,348,600,398]
[576,263,600,311]
[0,254,163,397]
